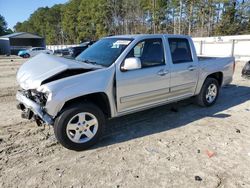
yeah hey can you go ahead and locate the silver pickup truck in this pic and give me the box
[16,34,235,150]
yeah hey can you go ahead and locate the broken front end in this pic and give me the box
[16,89,53,126]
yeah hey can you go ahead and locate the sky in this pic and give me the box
[0,0,68,29]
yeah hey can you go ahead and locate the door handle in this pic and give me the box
[188,66,196,71]
[157,69,169,76]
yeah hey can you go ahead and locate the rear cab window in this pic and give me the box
[168,38,193,64]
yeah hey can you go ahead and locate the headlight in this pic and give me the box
[37,86,53,102]
[44,91,52,101]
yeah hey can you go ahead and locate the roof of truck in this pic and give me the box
[106,34,190,39]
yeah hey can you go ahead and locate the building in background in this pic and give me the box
[0,32,45,55]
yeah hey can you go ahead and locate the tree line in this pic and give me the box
[14,0,250,45]
[0,15,13,36]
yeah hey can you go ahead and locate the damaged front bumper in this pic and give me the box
[16,91,54,125]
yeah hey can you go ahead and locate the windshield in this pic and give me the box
[75,38,132,67]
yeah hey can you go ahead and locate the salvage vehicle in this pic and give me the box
[242,61,250,79]
[18,47,53,58]
[16,34,235,150]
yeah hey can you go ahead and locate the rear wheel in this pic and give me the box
[196,78,219,107]
[53,102,105,151]
[23,53,30,58]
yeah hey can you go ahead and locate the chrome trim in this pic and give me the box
[117,93,193,117]
[170,82,196,92]
[120,87,170,103]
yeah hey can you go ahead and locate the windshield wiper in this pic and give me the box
[82,59,96,64]
[81,59,105,68]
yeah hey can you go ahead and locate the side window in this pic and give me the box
[127,38,165,68]
[133,41,145,58]
[168,38,193,64]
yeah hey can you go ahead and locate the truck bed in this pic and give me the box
[198,56,218,61]
[198,56,222,61]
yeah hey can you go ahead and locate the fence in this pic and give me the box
[193,35,250,62]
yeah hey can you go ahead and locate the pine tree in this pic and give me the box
[0,14,12,36]
[13,0,250,44]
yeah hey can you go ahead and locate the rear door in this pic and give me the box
[167,37,199,99]
[116,37,171,113]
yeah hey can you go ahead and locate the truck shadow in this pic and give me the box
[93,84,250,149]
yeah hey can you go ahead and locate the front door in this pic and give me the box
[116,38,171,113]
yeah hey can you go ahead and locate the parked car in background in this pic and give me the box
[53,48,70,56]
[16,34,235,150]
[18,47,53,58]
[54,41,95,58]
[242,61,250,79]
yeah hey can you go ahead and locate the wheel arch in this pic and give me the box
[206,72,223,86]
[61,92,111,118]
[195,71,223,95]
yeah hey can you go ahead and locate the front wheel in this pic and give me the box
[196,78,219,107]
[53,102,105,151]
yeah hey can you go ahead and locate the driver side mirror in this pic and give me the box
[121,57,142,71]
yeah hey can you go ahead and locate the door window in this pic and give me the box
[127,38,165,68]
[168,38,193,64]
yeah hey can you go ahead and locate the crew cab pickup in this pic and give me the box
[16,34,235,150]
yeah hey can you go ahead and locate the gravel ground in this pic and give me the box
[0,56,250,188]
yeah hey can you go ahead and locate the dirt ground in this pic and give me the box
[0,56,249,188]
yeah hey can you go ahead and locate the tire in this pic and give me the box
[196,78,219,107]
[53,102,105,151]
[23,53,30,58]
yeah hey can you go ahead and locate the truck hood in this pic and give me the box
[17,53,100,90]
